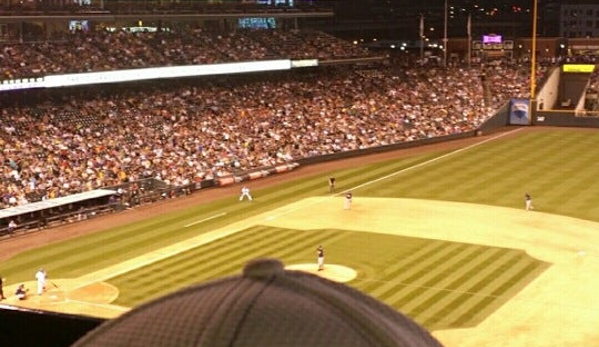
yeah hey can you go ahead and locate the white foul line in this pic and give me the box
[348,128,524,192]
[184,212,227,228]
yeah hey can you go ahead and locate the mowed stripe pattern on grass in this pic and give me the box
[360,129,599,221]
[351,238,548,330]
[107,227,549,331]
[108,227,349,305]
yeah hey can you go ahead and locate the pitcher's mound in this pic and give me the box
[285,263,357,282]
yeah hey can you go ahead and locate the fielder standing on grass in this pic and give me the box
[328,176,336,193]
[317,245,325,271]
[525,193,534,211]
[239,186,253,202]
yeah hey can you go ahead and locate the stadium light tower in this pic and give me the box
[443,0,448,67]
[419,15,424,64]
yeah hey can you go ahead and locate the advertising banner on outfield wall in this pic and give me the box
[509,98,531,125]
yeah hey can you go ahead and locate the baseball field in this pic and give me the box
[1,126,599,347]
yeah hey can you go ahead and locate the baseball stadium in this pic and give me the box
[1,1,599,347]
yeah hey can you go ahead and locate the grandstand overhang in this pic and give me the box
[0,11,333,24]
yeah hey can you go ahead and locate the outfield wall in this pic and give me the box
[533,110,599,127]
[474,101,599,129]
[296,131,478,166]
[478,102,511,133]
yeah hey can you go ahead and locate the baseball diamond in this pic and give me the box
[1,127,599,347]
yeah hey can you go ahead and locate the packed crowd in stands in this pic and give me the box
[1,28,373,80]
[0,59,541,209]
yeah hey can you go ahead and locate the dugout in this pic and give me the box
[0,189,118,238]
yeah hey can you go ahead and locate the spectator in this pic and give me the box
[0,61,541,210]
[0,27,374,80]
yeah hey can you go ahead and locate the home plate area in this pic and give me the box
[4,279,128,318]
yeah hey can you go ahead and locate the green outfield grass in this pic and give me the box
[108,226,548,330]
[2,127,599,330]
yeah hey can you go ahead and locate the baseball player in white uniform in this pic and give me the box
[525,193,534,211]
[35,268,46,295]
[344,191,352,210]
[239,186,253,201]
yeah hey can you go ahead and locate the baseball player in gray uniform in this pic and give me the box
[317,245,325,271]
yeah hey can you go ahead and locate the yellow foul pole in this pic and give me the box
[529,0,538,101]
[528,0,538,125]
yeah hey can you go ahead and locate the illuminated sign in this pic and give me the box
[44,60,292,87]
[472,40,513,51]
[291,59,318,68]
[562,64,596,73]
[483,34,502,44]
[238,17,276,29]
